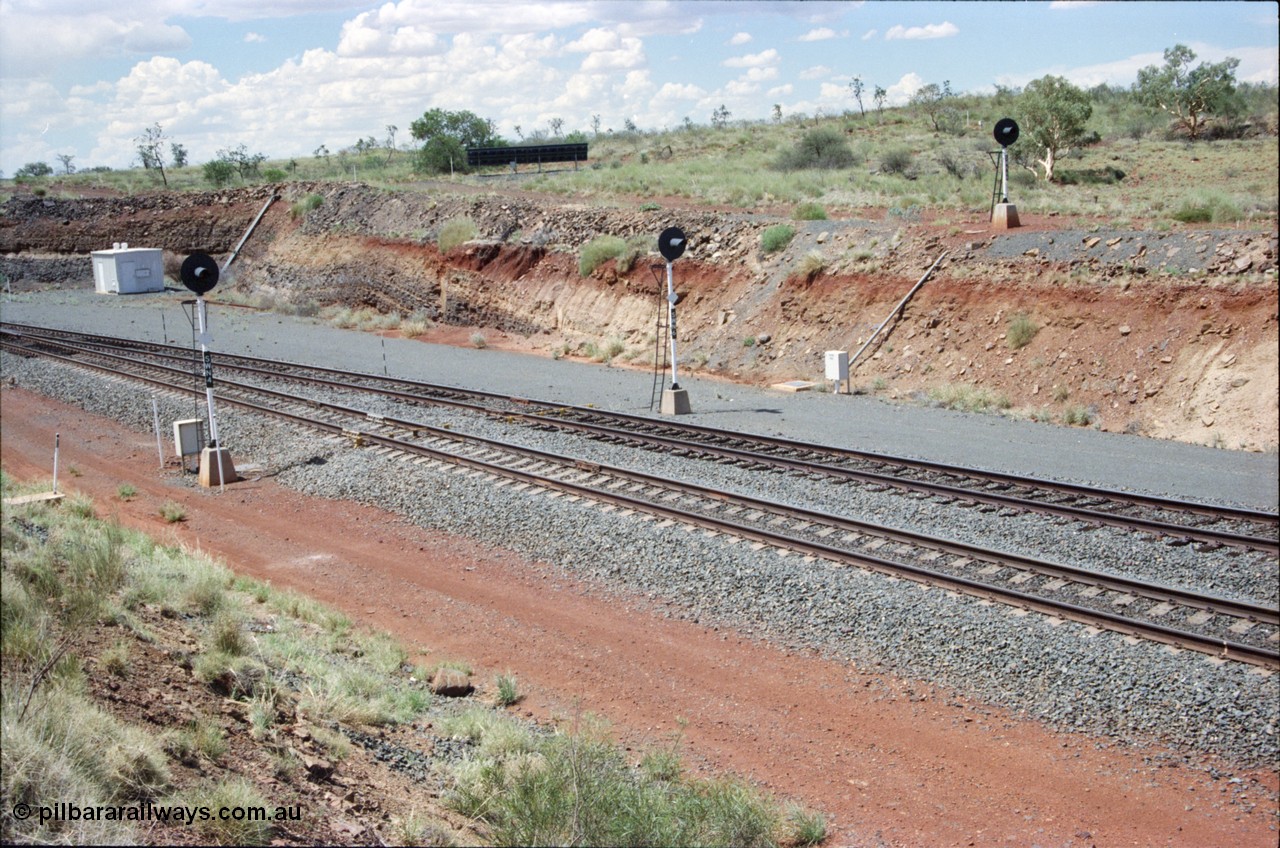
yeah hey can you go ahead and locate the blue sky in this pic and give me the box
[1,1,1276,176]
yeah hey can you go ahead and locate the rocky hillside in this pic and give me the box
[1,182,1276,451]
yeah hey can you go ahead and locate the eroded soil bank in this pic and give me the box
[2,183,1275,450]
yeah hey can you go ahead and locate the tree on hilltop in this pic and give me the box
[1018,75,1094,182]
[910,81,957,133]
[1135,44,1242,141]
[135,123,169,187]
[409,108,502,175]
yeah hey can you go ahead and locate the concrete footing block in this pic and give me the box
[199,447,238,487]
[660,388,692,415]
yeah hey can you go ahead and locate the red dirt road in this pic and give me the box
[3,387,1276,846]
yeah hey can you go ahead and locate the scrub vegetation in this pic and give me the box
[1,473,824,846]
[9,55,1274,227]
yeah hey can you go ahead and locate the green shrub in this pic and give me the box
[1062,404,1095,426]
[495,674,520,707]
[937,150,970,180]
[101,640,131,678]
[578,235,628,276]
[613,236,650,273]
[775,127,857,171]
[1005,312,1039,350]
[880,147,914,175]
[447,717,778,847]
[786,805,828,846]
[163,716,226,765]
[167,778,272,845]
[159,501,186,523]
[3,684,169,844]
[438,217,478,252]
[760,224,795,253]
[792,202,827,221]
[928,383,1012,414]
[1170,190,1244,224]
[289,193,323,219]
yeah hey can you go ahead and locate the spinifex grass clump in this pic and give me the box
[437,216,478,252]
[1005,312,1039,350]
[760,224,795,253]
[444,710,802,847]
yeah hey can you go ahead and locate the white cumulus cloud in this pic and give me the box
[723,48,779,69]
[885,21,959,41]
[885,72,925,106]
[798,28,838,42]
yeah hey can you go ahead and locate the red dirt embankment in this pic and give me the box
[3,388,1277,847]
[1,184,1275,449]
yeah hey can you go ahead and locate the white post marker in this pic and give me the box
[657,227,692,415]
[152,396,164,469]
[665,260,681,389]
[195,295,221,450]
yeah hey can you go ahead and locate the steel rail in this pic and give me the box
[5,321,1275,555]
[4,335,1277,669]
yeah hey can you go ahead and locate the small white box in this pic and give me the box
[824,350,849,382]
[173,419,205,459]
[90,247,164,294]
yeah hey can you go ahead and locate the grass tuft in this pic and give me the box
[446,712,779,847]
[1005,312,1039,350]
[437,216,478,252]
[579,235,628,276]
[927,383,1012,414]
[792,201,828,221]
[495,673,520,707]
[159,501,186,523]
[761,224,795,254]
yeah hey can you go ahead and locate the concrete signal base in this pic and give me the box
[199,447,238,487]
[660,388,692,415]
[992,202,1021,230]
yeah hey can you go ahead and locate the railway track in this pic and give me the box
[5,321,1277,554]
[3,322,1277,669]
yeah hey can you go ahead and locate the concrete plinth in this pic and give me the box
[660,387,692,415]
[199,447,238,487]
[992,202,1020,230]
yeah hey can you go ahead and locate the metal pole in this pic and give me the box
[221,194,277,273]
[848,251,948,373]
[152,396,164,469]
[52,433,59,494]
[195,297,220,448]
[665,261,681,389]
[1001,147,1009,203]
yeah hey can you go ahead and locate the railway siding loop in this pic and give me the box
[4,321,1274,555]
[3,325,1277,670]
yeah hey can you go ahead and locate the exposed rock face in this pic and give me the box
[1,183,1275,450]
[0,187,280,254]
